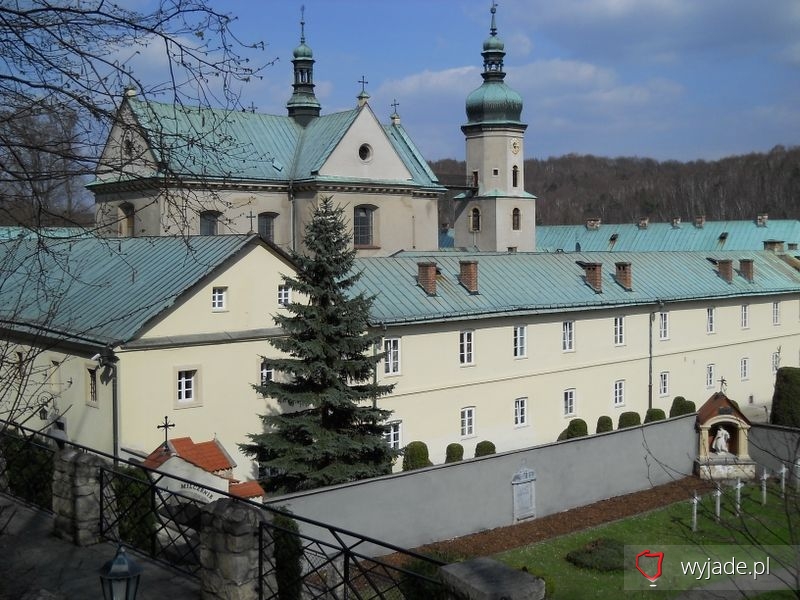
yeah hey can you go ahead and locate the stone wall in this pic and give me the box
[52,448,107,546]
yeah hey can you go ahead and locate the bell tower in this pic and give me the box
[286,6,321,126]
[454,2,536,252]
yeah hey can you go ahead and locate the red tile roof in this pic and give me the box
[229,480,265,499]
[142,436,235,473]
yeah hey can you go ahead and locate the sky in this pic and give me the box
[132,0,800,162]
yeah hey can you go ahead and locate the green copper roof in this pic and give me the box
[536,220,800,252]
[354,250,800,325]
[0,235,260,346]
[99,98,442,192]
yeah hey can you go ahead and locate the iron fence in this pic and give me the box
[0,420,447,598]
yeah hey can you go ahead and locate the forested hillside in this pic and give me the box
[431,145,800,226]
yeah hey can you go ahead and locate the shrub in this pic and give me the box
[272,510,303,600]
[474,440,496,457]
[398,550,461,600]
[565,538,625,572]
[113,466,156,551]
[445,443,464,463]
[617,411,641,429]
[595,416,613,434]
[771,367,800,427]
[644,408,666,423]
[0,431,54,510]
[402,441,432,471]
[669,396,696,417]
[557,419,588,441]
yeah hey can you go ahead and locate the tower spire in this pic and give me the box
[287,4,321,125]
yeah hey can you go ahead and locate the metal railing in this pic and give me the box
[0,420,447,598]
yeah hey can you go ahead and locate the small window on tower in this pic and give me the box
[470,208,481,232]
[512,208,520,230]
[512,165,519,188]
[492,168,499,176]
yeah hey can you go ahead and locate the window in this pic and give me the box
[460,407,475,437]
[469,207,481,232]
[706,307,715,334]
[211,286,227,311]
[512,165,519,188]
[659,312,669,340]
[353,205,375,246]
[384,338,401,375]
[740,358,749,381]
[177,369,198,404]
[563,389,576,416]
[773,301,781,325]
[741,304,749,329]
[706,364,715,389]
[613,380,625,406]
[277,284,291,306]
[119,203,135,237]
[358,143,373,162]
[260,359,274,386]
[614,316,625,346]
[258,212,277,242]
[659,372,670,397]
[471,170,479,188]
[772,352,781,374]
[383,421,402,450]
[513,325,527,358]
[200,210,221,235]
[512,207,521,230]
[87,367,98,406]
[562,320,575,352]
[514,397,527,427]
[459,330,474,365]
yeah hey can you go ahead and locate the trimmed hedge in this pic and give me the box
[402,441,432,471]
[113,466,156,552]
[595,416,613,434]
[273,510,303,600]
[669,396,696,417]
[644,408,666,423]
[565,538,625,572]
[557,418,588,441]
[617,411,641,429]
[445,443,464,463]
[474,440,496,457]
[771,367,800,427]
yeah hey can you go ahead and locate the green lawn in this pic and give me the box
[496,484,798,599]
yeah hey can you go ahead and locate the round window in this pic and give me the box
[358,143,372,162]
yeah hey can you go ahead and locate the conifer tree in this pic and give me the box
[240,197,397,493]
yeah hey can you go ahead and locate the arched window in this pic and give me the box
[200,210,221,235]
[512,165,519,188]
[258,212,278,242]
[118,203,135,237]
[512,208,521,231]
[354,205,376,247]
[470,207,481,232]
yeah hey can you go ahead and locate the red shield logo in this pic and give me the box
[635,549,664,583]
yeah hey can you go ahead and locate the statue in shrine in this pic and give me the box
[712,427,730,454]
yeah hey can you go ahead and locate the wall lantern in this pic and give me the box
[99,545,142,600]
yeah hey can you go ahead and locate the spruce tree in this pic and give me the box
[240,197,397,493]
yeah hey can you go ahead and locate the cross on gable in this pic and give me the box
[247,210,256,233]
[157,415,175,450]
[358,75,369,93]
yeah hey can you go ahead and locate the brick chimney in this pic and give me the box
[615,262,632,290]
[417,262,437,295]
[459,260,479,294]
[717,259,733,283]
[764,240,784,253]
[671,217,681,228]
[739,258,754,282]
[586,218,601,230]
[582,262,602,293]
[694,215,706,228]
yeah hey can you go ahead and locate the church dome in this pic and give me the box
[483,33,504,52]
[293,41,313,59]
[465,82,523,124]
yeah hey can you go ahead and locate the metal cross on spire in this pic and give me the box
[157,415,175,451]
[391,99,400,113]
[358,75,369,94]
[718,377,727,393]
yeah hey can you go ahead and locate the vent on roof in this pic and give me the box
[763,240,785,253]
[671,217,681,228]
[638,217,649,230]
[756,213,769,227]
[694,215,706,228]
[586,218,601,230]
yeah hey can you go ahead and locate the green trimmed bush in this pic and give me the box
[402,441,432,471]
[565,538,625,572]
[113,466,156,551]
[771,367,800,427]
[557,418,588,441]
[0,431,54,510]
[644,408,666,423]
[398,550,461,600]
[617,411,641,429]
[445,443,464,463]
[595,416,613,434]
[272,510,303,600]
[474,440,496,457]
[669,396,696,417]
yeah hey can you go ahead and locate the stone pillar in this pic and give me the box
[200,498,271,600]
[52,448,108,546]
[737,427,750,459]
[698,427,710,460]
[440,557,546,600]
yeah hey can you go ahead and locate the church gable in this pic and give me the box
[318,105,412,182]
[95,97,159,185]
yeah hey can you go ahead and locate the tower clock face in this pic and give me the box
[511,138,521,154]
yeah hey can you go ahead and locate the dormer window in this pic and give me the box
[200,210,221,235]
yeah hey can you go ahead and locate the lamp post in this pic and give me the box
[99,545,142,600]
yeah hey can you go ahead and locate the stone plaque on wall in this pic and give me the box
[512,467,536,521]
